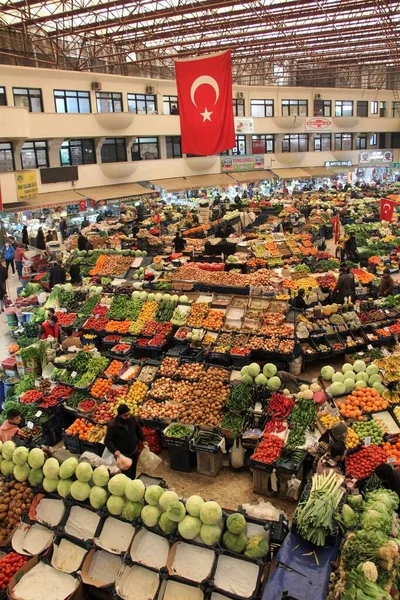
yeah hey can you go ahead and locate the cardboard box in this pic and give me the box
[80,548,122,589]
[8,555,80,600]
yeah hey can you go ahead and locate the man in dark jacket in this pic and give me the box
[78,233,88,251]
[49,261,66,289]
[105,404,146,479]
[333,266,355,303]
[0,260,7,312]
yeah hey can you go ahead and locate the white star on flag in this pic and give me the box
[200,107,213,122]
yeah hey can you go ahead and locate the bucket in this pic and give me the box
[5,312,17,327]
[4,377,19,398]
[289,357,302,376]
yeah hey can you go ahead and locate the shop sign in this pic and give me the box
[15,170,38,201]
[359,150,393,165]
[305,117,333,131]
[251,140,266,154]
[325,160,353,167]
[221,155,264,172]
[234,117,254,134]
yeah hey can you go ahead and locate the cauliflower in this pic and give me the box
[361,561,378,582]
[310,382,321,392]
[391,514,399,538]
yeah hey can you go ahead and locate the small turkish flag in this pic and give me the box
[380,198,396,222]
[331,214,339,244]
[175,50,236,156]
[79,199,86,212]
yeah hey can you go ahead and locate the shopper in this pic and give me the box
[105,404,147,479]
[78,232,88,251]
[69,263,82,285]
[2,241,15,275]
[39,314,60,342]
[291,288,307,311]
[14,244,27,278]
[379,268,395,297]
[46,230,53,243]
[59,218,68,241]
[61,326,82,351]
[49,261,66,289]
[312,422,348,469]
[0,409,24,443]
[0,261,7,312]
[344,231,358,263]
[22,225,29,248]
[316,441,347,477]
[173,231,186,253]
[332,266,355,304]
[375,464,400,502]
[36,227,46,250]
[81,216,89,229]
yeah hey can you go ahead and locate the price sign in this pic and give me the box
[387,457,397,464]
[367,344,373,350]
[26,421,34,430]
[364,436,371,447]
[71,371,77,379]
[35,380,40,388]
[60,308,67,313]
[35,411,42,418]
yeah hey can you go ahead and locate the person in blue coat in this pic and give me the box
[2,241,15,275]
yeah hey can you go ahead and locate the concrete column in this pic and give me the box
[126,136,135,161]
[159,136,167,159]
[47,138,63,167]
[12,140,25,170]
[94,137,106,163]
[275,134,285,153]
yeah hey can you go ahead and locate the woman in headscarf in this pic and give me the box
[313,421,348,470]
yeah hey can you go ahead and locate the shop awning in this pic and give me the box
[4,190,83,212]
[302,167,332,177]
[184,174,235,188]
[150,178,195,192]
[230,170,274,183]
[271,168,311,179]
[76,183,150,201]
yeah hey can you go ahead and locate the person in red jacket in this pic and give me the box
[0,409,24,443]
[14,244,27,279]
[39,315,60,342]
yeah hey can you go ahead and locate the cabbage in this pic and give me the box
[330,382,346,396]
[43,477,60,493]
[1,459,14,476]
[366,365,379,376]
[70,480,90,502]
[141,505,161,527]
[145,485,164,506]
[245,535,269,558]
[248,363,260,378]
[159,491,179,511]
[178,516,202,540]
[107,495,125,516]
[343,371,356,381]
[342,504,358,528]
[368,374,382,385]
[241,366,249,377]
[321,366,334,381]
[356,381,368,388]
[200,524,221,546]
[12,447,29,466]
[356,372,369,383]
[255,374,267,386]
[373,382,385,394]
[57,479,72,498]
[28,468,44,487]
[89,486,108,509]
[28,448,45,469]
[125,479,145,502]
[2,441,16,460]
[186,495,205,517]
[226,513,246,535]
[75,462,93,483]
[223,531,247,553]
[200,501,222,525]
[342,363,354,373]
[92,465,109,487]
[13,464,30,482]
[344,379,356,392]
[332,372,344,383]
[242,374,253,384]
[59,457,78,480]
[263,363,277,378]
[179,295,189,304]
[348,494,364,510]
[43,457,60,479]
[122,501,143,521]
[108,474,129,497]
[353,360,367,373]
[159,512,178,534]
[267,376,281,391]
[166,500,186,523]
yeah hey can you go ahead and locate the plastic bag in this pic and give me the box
[137,446,162,473]
[116,454,132,471]
[230,438,245,468]
[101,447,116,467]
[242,499,287,522]
[286,475,302,500]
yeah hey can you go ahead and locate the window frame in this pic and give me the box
[251,134,274,154]
[356,134,367,150]
[250,99,274,117]
[370,101,378,115]
[0,87,7,107]
[232,98,245,117]
[96,91,123,113]
[334,133,353,151]
[60,139,96,166]
[100,138,127,163]
[163,95,179,115]
[0,142,14,172]
[392,102,400,117]
[20,140,49,169]
[281,99,308,117]
[13,87,43,113]
[54,89,91,114]
[131,137,160,161]
[313,99,331,117]
[356,100,368,117]
[314,133,332,152]
[369,133,378,146]
[127,93,157,115]
[166,136,182,159]
[335,100,354,117]
[282,134,308,153]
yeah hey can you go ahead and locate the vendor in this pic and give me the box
[344,232,358,263]
[375,464,400,502]
[312,422,348,469]
[61,326,82,351]
[105,404,147,479]
[173,231,186,253]
[316,441,346,477]
[332,265,355,304]
[69,263,82,285]
[77,232,88,251]
[215,224,225,238]
[291,288,307,311]
[0,409,24,443]
[379,268,395,297]
[81,216,89,229]
[49,261,66,289]
[39,314,61,342]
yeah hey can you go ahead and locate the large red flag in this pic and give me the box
[380,198,396,222]
[175,50,235,156]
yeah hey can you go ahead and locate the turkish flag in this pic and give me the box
[331,214,339,244]
[380,198,396,222]
[175,50,235,155]
[79,199,86,212]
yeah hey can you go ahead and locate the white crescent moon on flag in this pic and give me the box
[190,76,220,107]
[382,202,391,215]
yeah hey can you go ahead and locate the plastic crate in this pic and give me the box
[195,449,223,477]
[167,446,196,472]
[80,440,105,456]
[252,468,277,497]
[62,432,81,454]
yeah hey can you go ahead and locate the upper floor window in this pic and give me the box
[251,134,274,154]
[233,98,245,117]
[392,102,400,117]
[369,133,377,146]
[163,95,179,115]
[370,101,378,115]
[282,99,307,117]
[54,90,91,114]
[21,140,48,169]
[335,100,353,117]
[0,87,6,106]
[357,101,368,117]
[96,92,122,113]
[166,136,182,159]
[380,101,386,117]
[356,134,367,150]
[313,99,331,117]
[60,139,96,166]
[13,87,43,112]
[101,138,126,163]
[250,99,274,117]
[314,133,331,152]
[334,133,352,151]
[233,135,247,155]
[131,137,159,161]
[127,93,157,115]
[0,142,14,172]
[282,134,308,153]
